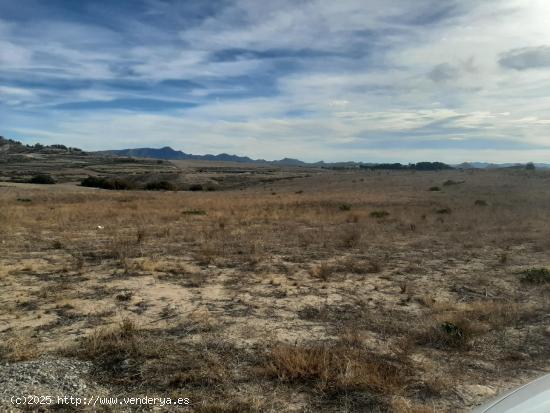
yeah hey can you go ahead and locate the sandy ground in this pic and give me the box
[0,168,549,412]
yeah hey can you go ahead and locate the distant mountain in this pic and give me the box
[96,147,307,166]
[4,135,548,169]
[96,147,464,171]
[101,146,549,170]
[455,162,550,169]
[271,157,308,166]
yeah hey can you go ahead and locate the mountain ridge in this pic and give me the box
[94,146,315,166]
[3,136,548,169]
[96,146,550,169]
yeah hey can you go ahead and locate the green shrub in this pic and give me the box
[521,268,550,284]
[81,176,108,188]
[81,176,134,190]
[29,174,56,184]
[145,181,175,191]
[370,210,389,219]
[429,186,441,191]
[109,179,134,190]
[188,184,203,191]
[436,208,451,214]
[474,200,488,206]
[338,203,352,211]
[415,320,472,350]
[182,209,207,216]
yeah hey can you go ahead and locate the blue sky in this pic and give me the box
[1,0,550,162]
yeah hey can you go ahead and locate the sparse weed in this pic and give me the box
[0,335,39,361]
[521,268,550,284]
[370,210,390,219]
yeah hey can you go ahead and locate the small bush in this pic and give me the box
[474,199,488,206]
[29,174,56,184]
[81,176,108,188]
[107,179,133,190]
[310,262,335,281]
[370,210,390,219]
[52,240,63,249]
[188,184,203,191]
[341,227,362,248]
[442,180,463,186]
[81,176,134,190]
[338,203,352,211]
[415,320,473,349]
[521,268,550,284]
[145,180,175,191]
[182,209,207,216]
[429,186,441,191]
[0,336,38,362]
[436,208,451,214]
[262,344,409,395]
[68,319,229,388]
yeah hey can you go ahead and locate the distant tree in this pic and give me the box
[525,162,536,170]
[50,144,68,150]
[360,161,452,171]
[413,162,453,171]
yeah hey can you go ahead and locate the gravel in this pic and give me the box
[0,357,108,411]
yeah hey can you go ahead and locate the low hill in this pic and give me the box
[96,146,263,163]
[0,136,84,155]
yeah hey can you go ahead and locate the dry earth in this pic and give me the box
[0,168,549,412]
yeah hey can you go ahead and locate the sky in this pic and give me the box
[1,0,550,163]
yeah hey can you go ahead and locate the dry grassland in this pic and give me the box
[0,168,549,412]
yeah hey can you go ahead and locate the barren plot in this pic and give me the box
[1,169,549,412]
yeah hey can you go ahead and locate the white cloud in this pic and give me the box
[2,1,550,162]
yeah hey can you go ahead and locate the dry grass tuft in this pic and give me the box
[67,319,230,390]
[0,335,39,362]
[309,262,336,281]
[414,318,477,350]
[262,343,410,397]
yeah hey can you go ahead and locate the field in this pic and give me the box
[1,166,549,412]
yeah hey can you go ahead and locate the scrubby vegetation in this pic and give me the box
[1,169,550,412]
[29,174,56,184]
[370,210,390,218]
[521,268,550,284]
[360,162,453,171]
[81,176,135,190]
[145,180,175,191]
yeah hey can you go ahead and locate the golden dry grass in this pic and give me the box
[1,168,550,411]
